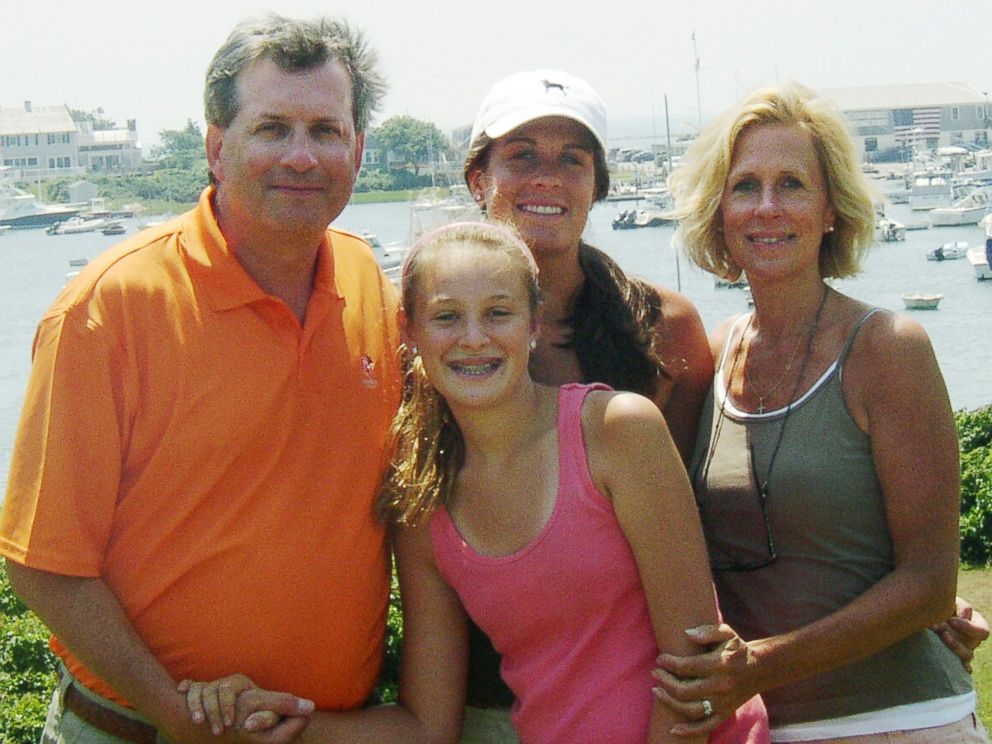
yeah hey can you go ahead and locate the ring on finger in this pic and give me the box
[702,698,714,717]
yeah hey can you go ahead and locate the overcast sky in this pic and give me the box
[5,0,991,149]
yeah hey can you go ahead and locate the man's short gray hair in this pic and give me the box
[204,14,386,133]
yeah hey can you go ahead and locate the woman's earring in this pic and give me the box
[825,225,835,234]
[529,339,537,350]
[410,345,419,355]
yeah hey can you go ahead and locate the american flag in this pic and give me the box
[893,107,941,141]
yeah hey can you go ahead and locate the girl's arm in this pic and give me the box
[586,390,718,744]
[654,311,962,734]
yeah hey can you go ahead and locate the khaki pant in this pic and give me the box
[41,665,173,744]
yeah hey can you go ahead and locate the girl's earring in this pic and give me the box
[410,345,419,355]
[529,338,537,350]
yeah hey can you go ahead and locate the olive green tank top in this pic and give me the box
[691,309,973,727]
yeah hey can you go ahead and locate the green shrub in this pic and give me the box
[0,564,57,742]
[956,406,992,566]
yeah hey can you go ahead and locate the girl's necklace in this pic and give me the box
[740,287,830,414]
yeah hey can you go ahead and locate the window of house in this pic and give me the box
[951,107,960,121]
[864,137,878,152]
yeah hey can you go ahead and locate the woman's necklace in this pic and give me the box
[739,286,831,414]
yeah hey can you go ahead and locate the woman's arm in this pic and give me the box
[650,287,714,466]
[654,311,963,733]
[587,390,717,743]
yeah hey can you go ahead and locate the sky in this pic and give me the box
[4,0,991,151]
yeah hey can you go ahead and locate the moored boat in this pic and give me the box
[0,182,80,229]
[901,292,944,310]
[966,246,992,281]
[876,217,906,242]
[926,241,968,261]
[101,221,127,236]
[47,216,108,235]
[928,187,992,227]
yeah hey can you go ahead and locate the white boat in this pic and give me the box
[980,212,992,238]
[928,188,992,226]
[0,182,81,229]
[926,241,968,261]
[612,207,671,230]
[0,224,11,235]
[908,172,954,211]
[966,246,992,281]
[47,216,108,235]
[875,217,906,242]
[901,292,943,310]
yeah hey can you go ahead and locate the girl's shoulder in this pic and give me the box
[581,388,667,448]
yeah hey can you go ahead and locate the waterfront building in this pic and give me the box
[0,101,142,180]
[821,82,990,159]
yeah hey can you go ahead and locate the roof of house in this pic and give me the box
[0,104,76,134]
[820,82,988,112]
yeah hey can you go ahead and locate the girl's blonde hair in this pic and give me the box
[378,221,540,525]
[667,82,877,281]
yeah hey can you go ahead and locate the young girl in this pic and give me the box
[180,221,767,743]
[386,220,765,743]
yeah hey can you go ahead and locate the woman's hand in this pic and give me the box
[651,624,759,736]
[930,596,990,672]
[177,674,314,738]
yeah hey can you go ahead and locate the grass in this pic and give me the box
[959,565,992,727]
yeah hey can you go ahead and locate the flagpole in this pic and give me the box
[692,30,702,129]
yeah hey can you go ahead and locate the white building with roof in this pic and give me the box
[819,82,990,159]
[0,101,142,178]
[77,119,142,171]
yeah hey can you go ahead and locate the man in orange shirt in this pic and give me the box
[0,14,408,743]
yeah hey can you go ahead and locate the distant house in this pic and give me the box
[77,119,142,171]
[0,101,142,179]
[821,82,990,157]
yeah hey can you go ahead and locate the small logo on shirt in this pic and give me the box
[361,355,378,389]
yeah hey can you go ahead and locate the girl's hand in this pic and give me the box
[177,674,313,736]
[651,624,757,736]
[930,596,990,672]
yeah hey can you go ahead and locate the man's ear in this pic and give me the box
[205,125,225,182]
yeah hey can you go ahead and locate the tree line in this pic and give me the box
[33,115,459,208]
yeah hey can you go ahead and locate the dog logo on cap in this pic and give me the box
[541,79,568,95]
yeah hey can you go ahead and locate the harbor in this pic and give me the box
[2,196,991,492]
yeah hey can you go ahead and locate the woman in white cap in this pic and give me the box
[458,68,714,743]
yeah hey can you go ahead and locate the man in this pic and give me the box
[0,15,407,743]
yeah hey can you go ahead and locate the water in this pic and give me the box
[2,201,991,490]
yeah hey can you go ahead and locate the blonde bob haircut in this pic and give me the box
[667,82,877,281]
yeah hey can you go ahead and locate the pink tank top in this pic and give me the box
[430,384,768,743]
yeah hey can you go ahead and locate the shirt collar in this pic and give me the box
[182,187,342,312]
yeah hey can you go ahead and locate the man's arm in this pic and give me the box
[5,560,306,744]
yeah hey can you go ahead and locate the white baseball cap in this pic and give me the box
[469,69,608,154]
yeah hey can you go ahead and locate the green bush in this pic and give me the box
[0,564,57,742]
[957,405,992,566]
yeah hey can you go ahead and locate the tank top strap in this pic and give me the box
[713,314,752,405]
[557,383,612,476]
[837,307,885,369]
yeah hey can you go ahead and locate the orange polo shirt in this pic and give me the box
[0,187,402,709]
